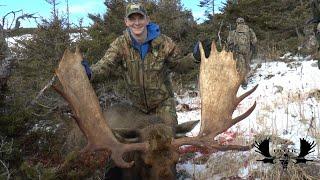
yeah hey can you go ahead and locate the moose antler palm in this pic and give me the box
[172,42,257,150]
[54,43,257,168]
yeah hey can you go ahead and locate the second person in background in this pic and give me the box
[227,17,257,88]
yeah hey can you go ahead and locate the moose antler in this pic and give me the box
[53,47,148,168]
[173,42,258,151]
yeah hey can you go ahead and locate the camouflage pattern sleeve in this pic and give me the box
[249,28,257,45]
[90,37,123,81]
[164,36,198,74]
[227,30,235,45]
[227,30,235,51]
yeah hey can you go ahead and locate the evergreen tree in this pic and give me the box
[217,0,311,55]
[0,0,71,176]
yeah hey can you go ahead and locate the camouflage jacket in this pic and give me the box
[227,24,257,54]
[91,29,197,112]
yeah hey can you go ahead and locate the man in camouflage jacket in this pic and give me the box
[227,17,257,88]
[88,3,198,127]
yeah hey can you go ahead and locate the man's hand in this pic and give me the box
[227,43,234,52]
[193,39,212,62]
[251,44,257,58]
[81,59,92,80]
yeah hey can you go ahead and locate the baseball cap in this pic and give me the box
[125,3,147,18]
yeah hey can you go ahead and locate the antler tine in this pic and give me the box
[172,136,252,152]
[235,84,258,107]
[198,42,206,61]
[199,40,219,60]
[54,48,148,168]
[209,41,217,58]
[230,77,259,134]
[232,101,256,124]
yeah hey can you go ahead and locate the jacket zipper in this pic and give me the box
[139,46,149,110]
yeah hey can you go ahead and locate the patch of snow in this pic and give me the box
[6,32,91,47]
[279,52,292,59]
[69,32,91,42]
[6,34,32,48]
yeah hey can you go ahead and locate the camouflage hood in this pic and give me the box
[128,23,160,43]
[128,22,160,60]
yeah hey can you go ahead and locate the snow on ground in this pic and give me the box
[6,34,32,49]
[6,32,90,48]
[175,58,320,179]
[237,60,319,141]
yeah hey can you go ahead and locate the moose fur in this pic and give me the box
[103,103,197,180]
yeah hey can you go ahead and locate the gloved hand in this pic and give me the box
[192,39,212,62]
[81,59,92,80]
[193,41,201,62]
[227,43,234,52]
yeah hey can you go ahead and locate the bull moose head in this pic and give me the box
[53,42,258,179]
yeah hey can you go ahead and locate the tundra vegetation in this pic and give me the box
[0,0,319,179]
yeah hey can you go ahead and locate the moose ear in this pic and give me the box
[112,128,141,143]
[175,120,200,138]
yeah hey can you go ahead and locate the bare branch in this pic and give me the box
[2,10,22,29]
[0,159,10,180]
[29,75,56,107]
[217,19,224,47]
[0,136,12,180]
[1,10,37,31]
[0,136,13,154]
[14,13,38,29]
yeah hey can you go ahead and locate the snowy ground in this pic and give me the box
[175,57,320,179]
[6,34,32,48]
[6,33,89,48]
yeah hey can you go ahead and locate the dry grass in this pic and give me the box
[190,146,320,180]
[251,162,320,180]
[308,89,320,101]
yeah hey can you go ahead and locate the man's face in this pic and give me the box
[125,13,149,37]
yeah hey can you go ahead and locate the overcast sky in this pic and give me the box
[0,0,225,28]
